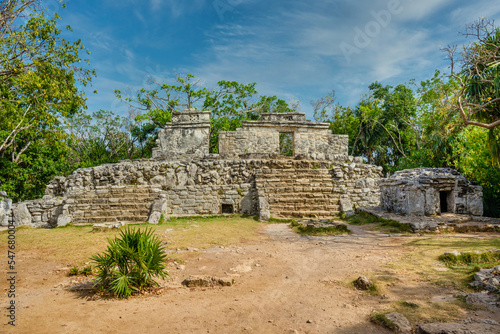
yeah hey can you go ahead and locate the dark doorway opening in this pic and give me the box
[279,132,294,157]
[221,204,234,214]
[440,191,449,213]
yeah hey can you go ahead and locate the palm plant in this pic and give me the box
[91,227,169,298]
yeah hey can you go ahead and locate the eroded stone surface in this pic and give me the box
[383,312,412,333]
[381,168,483,217]
[182,275,233,288]
[354,276,373,290]
[417,321,499,334]
[359,207,499,233]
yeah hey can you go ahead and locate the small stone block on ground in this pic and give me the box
[182,275,234,288]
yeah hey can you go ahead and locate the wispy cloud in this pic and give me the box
[63,0,500,118]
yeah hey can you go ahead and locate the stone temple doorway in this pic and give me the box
[440,191,450,213]
[279,132,294,157]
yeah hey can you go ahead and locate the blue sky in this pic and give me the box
[44,0,500,119]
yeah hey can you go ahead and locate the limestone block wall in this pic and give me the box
[330,159,383,208]
[218,127,278,158]
[218,113,348,160]
[380,168,483,216]
[5,154,384,227]
[45,159,261,220]
[293,131,348,160]
[0,195,65,228]
[152,109,211,159]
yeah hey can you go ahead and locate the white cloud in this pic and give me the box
[71,0,500,119]
[396,0,452,21]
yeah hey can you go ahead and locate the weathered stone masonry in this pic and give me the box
[0,110,383,228]
[380,168,483,216]
[218,112,348,160]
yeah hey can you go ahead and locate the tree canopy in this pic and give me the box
[0,0,94,200]
[115,73,298,153]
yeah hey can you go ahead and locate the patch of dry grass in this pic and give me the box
[0,215,264,266]
[369,234,500,326]
[392,299,467,324]
[155,215,264,250]
[388,236,500,290]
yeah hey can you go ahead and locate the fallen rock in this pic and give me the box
[339,199,354,217]
[182,275,233,288]
[470,265,500,292]
[417,322,499,334]
[465,292,500,311]
[92,222,124,230]
[383,312,412,333]
[354,276,373,290]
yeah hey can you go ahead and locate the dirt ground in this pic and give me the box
[2,223,500,334]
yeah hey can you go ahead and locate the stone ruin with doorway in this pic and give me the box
[380,168,483,216]
[1,109,384,228]
[0,110,485,228]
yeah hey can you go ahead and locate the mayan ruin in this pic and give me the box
[380,168,483,217]
[1,109,385,228]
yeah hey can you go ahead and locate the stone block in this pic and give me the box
[407,190,425,216]
[258,196,270,221]
[0,198,12,226]
[57,214,72,227]
[13,203,32,226]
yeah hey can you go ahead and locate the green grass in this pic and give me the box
[267,217,296,224]
[290,221,350,236]
[398,301,420,309]
[438,249,500,266]
[0,215,265,265]
[389,237,500,290]
[344,211,413,233]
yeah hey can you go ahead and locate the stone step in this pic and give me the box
[72,215,149,224]
[270,210,339,219]
[256,168,331,173]
[263,188,336,194]
[256,181,335,188]
[268,197,338,204]
[256,175,333,180]
[69,201,153,208]
[69,193,159,200]
[256,170,332,175]
[269,205,340,212]
[81,209,151,217]
[256,171,333,177]
[267,192,339,199]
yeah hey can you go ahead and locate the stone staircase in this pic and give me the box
[255,167,341,219]
[66,185,161,225]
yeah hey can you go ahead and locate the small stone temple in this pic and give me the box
[380,168,483,216]
[1,109,383,228]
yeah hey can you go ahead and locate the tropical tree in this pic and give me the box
[66,110,139,167]
[313,83,419,172]
[451,126,500,217]
[116,74,298,153]
[0,0,94,199]
[399,71,464,169]
[445,18,500,162]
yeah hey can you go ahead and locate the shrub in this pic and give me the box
[69,266,80,276]
[438,250,500,266]
[91,227,169,298]
[80,266,93,276]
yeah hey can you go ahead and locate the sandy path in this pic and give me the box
[2,224,412,333]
